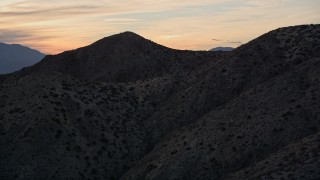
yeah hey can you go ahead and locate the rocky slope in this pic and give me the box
[0,24,319,179]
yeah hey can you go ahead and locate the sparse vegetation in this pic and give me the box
[0,25,319,179]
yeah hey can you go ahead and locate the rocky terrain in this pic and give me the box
[0,24,319,179]
[0,43,45,74]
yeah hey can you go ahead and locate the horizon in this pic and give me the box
[1,0,319,54]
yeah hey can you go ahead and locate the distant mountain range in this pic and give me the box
[0,43,45,74]
[210,46,234,51]
[0,25,320,179]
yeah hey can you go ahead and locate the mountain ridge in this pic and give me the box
[210,47,234,52]
[0,24,320,179]
[26,31,225,83]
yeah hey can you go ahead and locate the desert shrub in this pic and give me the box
[55,130,62,139]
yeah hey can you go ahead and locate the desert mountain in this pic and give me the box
[0,43,45,74]
[0,25,320,179]
[210,47,234,52]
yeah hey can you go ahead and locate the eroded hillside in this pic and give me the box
[0,24,319,180]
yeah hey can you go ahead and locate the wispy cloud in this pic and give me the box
[0,30,32,42]
[0,30,55,42]
[228,41,242,44]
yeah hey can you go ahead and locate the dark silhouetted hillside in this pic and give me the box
[0,24,319,180]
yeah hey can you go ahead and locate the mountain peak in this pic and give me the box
[31,30,173,82]
[99,31,145,42]
[118,31,140,36]
[210,46,234,52]
[0,43,45,74]
[85,31,157,51]
[1,24,320,179]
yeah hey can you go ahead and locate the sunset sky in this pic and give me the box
[0,0,319,54]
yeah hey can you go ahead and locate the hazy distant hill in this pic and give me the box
[210,46,234,51]
[0,25,319,180]
[0,43,45,74]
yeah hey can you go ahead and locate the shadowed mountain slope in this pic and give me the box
[28,32,223,83]
[0,24,320,179]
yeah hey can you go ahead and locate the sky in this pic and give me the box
[0,0,319,54]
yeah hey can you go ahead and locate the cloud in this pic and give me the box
[228,41,242,44]
[161,35,182,39]
[0,30,59,54]
[0,5,99,16]
[0,0,228,18]
[0,30,31,42]
[0,30,55,43]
